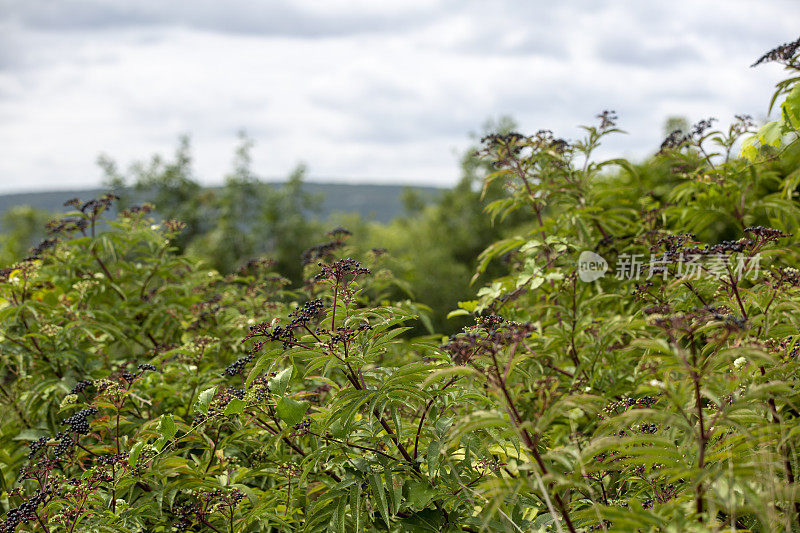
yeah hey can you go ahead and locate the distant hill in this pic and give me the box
[0,182,443,229]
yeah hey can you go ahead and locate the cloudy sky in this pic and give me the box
[0,1,797,193]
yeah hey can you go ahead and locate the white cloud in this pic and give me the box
[0,0,797,192]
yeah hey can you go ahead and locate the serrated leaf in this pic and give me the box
[158,414,176,440]
[406,480,437,510]
[350,483,361,531]
[427,440,441,474]
[195,387,217,415]
[128,442,145,467]
[154,414,177,451]
[368,471,391,528]
[224,397,245,415]
[269,367,292,396]
[336,494,347,533]
[276,397,308,426]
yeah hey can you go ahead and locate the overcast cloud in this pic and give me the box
[0,0,797,193]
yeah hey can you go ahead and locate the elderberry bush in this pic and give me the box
[1,38,800,533]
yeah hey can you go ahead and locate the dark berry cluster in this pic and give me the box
[26,238,58,260]
[300,226,354,265]
[244,322,296,350]
[288,299,325,329]
[45,217,88,235]
[0,267,14,283]
[751,36,800,67]
[137,363,157,372]
[616,422,659,438]
[601,396,659,419]
[52,432,74,457]
[172,499,207,532]
[244,299,327,350]
[301,240,345,265]
[659,129,688,152]
[17,460,58,484]
[290,418,311,436]
[652,232,695,260]
[27,436,49,459]
[119,203,154,217]
[443,319,535,366]
[64,194,119,218]
[97,453,129,467]
[480,132,526,148]
[327,227,352,238]
[765,336,800,362]
[744,225,792,243]
[691,118,716,139]
[46,194,119,237]
[596,109,618,131]
[202,488,244,511]
[770,267,800,288]
[62,407,98,435]
[163,219,187,233]
[205,388,246,417]
[314,258,370,283]
[678,238,749,257]
[642,483,678,509]
[70,379,93,395]
[731,114,755,136]
[477,314,505,332]
[235,257,275,276]
[642,303,671,316]
[330,327,356,344]
[222,354,254,376]
[189,297,222,330]
[474,455,505,472]
[248,376,272,402]
[631,281,654,300]
[0,489,54,533]
[442,333,481,365]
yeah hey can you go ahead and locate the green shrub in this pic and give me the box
[1,38,800,532]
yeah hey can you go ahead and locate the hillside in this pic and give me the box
[0,182,442,229]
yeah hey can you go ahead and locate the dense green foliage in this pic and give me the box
[2,39,800,532]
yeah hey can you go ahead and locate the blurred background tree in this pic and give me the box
[0,206,51,264]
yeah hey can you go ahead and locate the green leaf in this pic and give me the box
[269,367,292,396]
[426,441,441,474]
[336,494,347,533]
[128,442,145,467]
[154,414,177,451]
[329,419,347,439]
[276,397,308,426]
[406,480,437,510]
[195,387,217,415]
[446,308,470,319]
[350,483,362,531]
[757,120,784,147]
[224,397,245,415]
[368,471,391,528]
[158,414,176,440]
[782,83,800,127]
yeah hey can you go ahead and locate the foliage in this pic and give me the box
[100,134,323,282]
[1,40,800,533]
[0,207,53,266]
